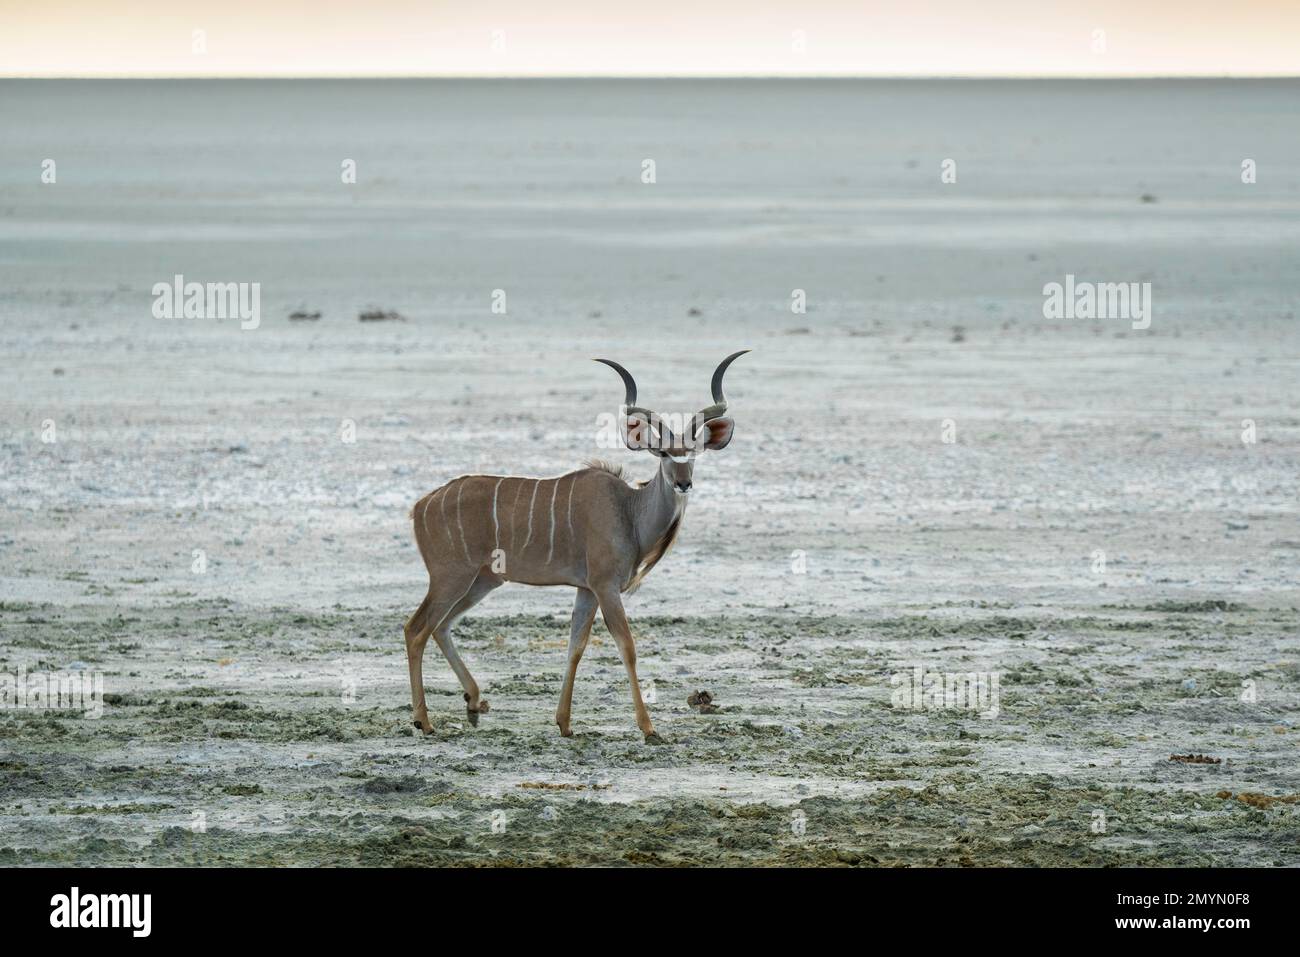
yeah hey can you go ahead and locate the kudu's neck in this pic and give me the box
[632,465,684,551]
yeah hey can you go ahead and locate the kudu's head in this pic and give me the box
[594,351,749,495]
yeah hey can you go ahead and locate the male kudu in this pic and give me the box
[404,351,748,743]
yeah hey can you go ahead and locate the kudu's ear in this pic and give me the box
[695,416,735,451]
[624,413,662,453]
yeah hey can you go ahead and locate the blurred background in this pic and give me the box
[5,0,1300,77]
[1,77,1297,617]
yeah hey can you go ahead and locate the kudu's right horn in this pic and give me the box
[594,359,664,454]
[593,358,658,420]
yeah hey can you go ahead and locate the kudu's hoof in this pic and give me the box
[643,731,668,746]
[464,694,489,727]
[412,719,433,736]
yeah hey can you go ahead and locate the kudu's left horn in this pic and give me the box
[693,349,750,428]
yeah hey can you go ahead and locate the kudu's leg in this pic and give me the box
[405,589,438,734]
[432,569,502,726]
[405,570,480,734]
[592,586,663,744]
[555,587,598,737]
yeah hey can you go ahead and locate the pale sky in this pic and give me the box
[3,1,1298,77]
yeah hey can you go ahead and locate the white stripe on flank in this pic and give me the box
[420,492,434,548]
[546,478,559,563]
[521,480,540,551]
[455,481,472,564]
[438,484,452,545]
[491,477,505,550]
[565,474,576,542]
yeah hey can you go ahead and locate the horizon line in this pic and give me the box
[5,72,1299,81]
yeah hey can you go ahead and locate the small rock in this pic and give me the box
[359,308,406,322]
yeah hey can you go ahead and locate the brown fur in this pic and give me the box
[404,351,744,741]
[406,461,683,739]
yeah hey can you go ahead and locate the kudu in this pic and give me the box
[404,351,748,743]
